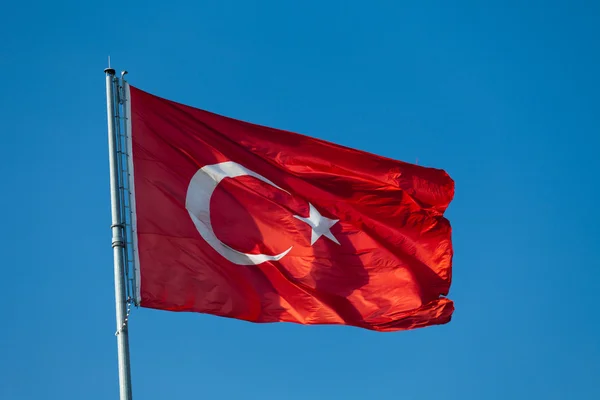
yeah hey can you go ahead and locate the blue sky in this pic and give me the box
[1,1,599,399]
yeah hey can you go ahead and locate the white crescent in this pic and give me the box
[185,161,292,265]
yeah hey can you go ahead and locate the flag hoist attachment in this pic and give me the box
[104,67,136,400]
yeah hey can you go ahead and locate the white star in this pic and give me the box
[294,203,340,245]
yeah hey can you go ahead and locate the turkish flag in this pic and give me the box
[127,84,454,332]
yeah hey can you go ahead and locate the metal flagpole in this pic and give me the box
[105,67,134,400]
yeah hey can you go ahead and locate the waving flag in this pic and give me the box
[127,84,454,332]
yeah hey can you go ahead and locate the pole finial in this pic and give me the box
[105,56,115,75]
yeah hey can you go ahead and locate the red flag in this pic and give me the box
[127,84,454,332]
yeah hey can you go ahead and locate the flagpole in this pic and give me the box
[105,67,134,400]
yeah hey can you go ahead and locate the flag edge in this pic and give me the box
[125,82,142,305]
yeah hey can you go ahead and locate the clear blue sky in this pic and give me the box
[1,1,599,399]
